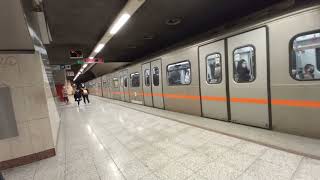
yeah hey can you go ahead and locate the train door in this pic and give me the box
[199,40,228,121]
[151,59,164,109]
[107,77,112,98]
[227,27,269,128]
[122,70,130,102]
[142,63,153,106]
[120,71,125,101]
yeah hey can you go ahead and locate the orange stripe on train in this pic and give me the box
[107,91,320,108]
[271,99,320,108]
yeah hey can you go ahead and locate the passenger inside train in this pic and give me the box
[207,53,222,83]
[292,32,320,80]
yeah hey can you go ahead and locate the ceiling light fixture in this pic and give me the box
[110,13,131,35]
[166,18,182,26]
[94,44,105,53]
[74,0,145,82]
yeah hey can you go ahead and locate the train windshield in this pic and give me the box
[233,46,256,83]
[291,32,320,80]
[206,53,222,84]
[167,61,191,85]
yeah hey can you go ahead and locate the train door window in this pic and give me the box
[113,78,119,88]
[144,69,151,86]
[124,76,128,87]
[290,32,320,80]
[167,61,191,85]
[130,72,140,87]
[120,76,124,87]
[152,67,160,86]
[105,80,109,87]
[206,53,222,84]
[233,46,256,83]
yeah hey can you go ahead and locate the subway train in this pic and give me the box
[85,5,320,139]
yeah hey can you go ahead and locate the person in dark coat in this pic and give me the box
[236,59,251,82]
[74,88,82,106]
[0,172,5,180]
[81,87,90,104]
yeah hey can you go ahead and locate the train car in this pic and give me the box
[87,6,320,139]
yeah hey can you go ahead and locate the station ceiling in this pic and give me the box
[44,0,289,65]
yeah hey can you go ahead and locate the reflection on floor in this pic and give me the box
[3,97,320,180]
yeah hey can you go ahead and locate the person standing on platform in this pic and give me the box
[0,172,4,180]
[74,88,82,106]
[82,87,90,104]
[62,86,69,104]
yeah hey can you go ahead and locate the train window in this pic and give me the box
[144,69,151,86]
[124,76,128,87]
[233,46,256,83]
[130,72,140,87]
[167,61,191,86]
[113,78,119,88]
[206,53,222,84]
[290,32,320,80]
[152,67,160,86]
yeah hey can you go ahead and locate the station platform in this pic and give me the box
[3,96,320,180]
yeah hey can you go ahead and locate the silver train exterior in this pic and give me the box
[85,5,320,139]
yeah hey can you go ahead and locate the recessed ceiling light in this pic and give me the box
[143,35,154,40]
[165,18,182,26]
[128,45,137,49]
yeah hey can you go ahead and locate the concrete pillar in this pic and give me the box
[0,0,61,170]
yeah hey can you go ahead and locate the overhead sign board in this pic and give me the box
[65,65,71,70]
[69,49,83,59]
[66,71,75,77]
[83,57,104,64]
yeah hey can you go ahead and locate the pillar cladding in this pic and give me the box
[0,83,18,139]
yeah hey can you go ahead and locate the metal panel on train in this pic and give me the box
[129,65,143,104]
[111,72,121,100]
[142,63,153,106]
[199,40,228,121]
[227,27,269,128]
[268,9,320,138]
[162,47,201,116]
[151,59,164,109]
[119,70,129,102]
